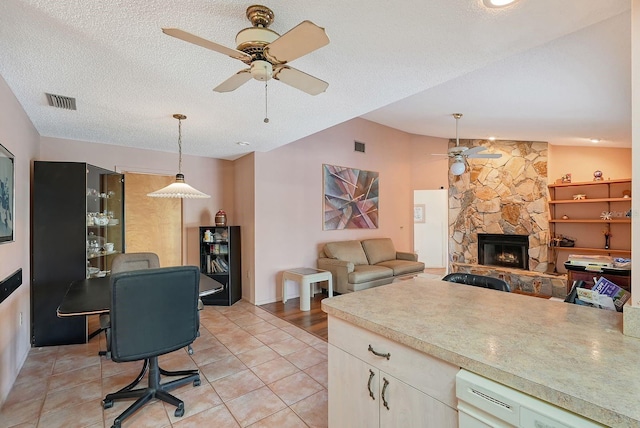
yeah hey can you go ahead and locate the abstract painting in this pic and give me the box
[323,164,378,230]
[0,143,14,244]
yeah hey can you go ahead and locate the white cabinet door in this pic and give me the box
[379,373,458,428]
[329,344,379,428]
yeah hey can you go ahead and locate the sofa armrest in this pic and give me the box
[318,258,354,294]
[396,251,418,262]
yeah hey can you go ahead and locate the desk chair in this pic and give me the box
[99,253,160,358]
[442,273,511,292]
[102,266,201,428]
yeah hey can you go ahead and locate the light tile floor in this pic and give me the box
[0,301,328,428]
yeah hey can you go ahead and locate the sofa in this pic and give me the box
[317,238,425,294]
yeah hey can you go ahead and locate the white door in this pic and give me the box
[413,189,448,268]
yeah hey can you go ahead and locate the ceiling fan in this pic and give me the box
[438,113,502,176]
[162,4,329,96]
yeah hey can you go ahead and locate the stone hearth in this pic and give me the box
[448,140,549,273]
[452,263,566,298]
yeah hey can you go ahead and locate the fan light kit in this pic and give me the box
[450,159,467,176]
[147,114,210,199]
[162,5,329,96]
[442,113,503,176]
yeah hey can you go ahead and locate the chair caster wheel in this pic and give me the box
[174,404,185,417]
[188,347,194,355]
[103,399,114,409]
[193,379,201,387]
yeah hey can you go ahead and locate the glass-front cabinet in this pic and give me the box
[86,171,124,277]
[32,161,124,346]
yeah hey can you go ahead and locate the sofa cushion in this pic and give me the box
[361,238,397,265]
[376,259,425,276]
[348,265,394,284]
[324,240,369,266]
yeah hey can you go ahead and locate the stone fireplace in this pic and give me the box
[478,233,529,270]
[445,140,568,297]
[448,140,550,273]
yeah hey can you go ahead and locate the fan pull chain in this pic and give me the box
[264,80,269,123]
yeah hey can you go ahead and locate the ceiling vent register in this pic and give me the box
[45,93,77,110]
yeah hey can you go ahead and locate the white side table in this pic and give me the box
[282,268,333,311]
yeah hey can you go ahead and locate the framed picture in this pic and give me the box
[323,164,379,230]
[414,204,425,223]
[0,143,14,244]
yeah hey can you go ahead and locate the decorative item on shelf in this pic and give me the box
[600,211,612,220]
[626,209,632,218]
[623,190,631,198]
[593,170,603,181]
[203,229,212,243]
[147,114,210,199]
[93,213,109,226]
[561,214,569,220]
[603,228,612,249]
[561,173,571,183]
[558,236,575,247]
[215,210,227,226]
[572,194,586,200]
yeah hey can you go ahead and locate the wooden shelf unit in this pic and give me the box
[547,178,631,272]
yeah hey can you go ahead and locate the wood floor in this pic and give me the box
[259,293,329,341]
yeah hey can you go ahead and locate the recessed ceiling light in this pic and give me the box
[589,138,601,143]
[483,0,519,8]
[236,141,250,146]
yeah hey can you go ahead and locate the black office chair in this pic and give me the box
[102,266,201,428]
[442,273,511,292]
[100,253,161,358]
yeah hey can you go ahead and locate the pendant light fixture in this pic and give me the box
[147,114,210,199]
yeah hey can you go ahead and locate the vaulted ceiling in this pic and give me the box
[0,1,631,160]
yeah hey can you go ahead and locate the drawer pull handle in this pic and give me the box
[367,369,375,400]
[368,344,390,360]
[382,377,390,410]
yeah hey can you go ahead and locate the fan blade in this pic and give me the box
[463,146,486,155]
[162,28,251,61]
[467,153,502,159]
[213,69,252,92]
[273,66,328,95]
[264,21,329,64]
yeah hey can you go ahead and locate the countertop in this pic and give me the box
[321,277,640,427]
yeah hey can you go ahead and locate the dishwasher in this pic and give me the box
[456,369,605,428]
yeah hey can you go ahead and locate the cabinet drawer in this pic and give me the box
[329,316,458,408]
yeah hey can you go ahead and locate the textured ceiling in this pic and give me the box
[0,0,632,160]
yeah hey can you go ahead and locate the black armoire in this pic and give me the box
[31,161,124,346]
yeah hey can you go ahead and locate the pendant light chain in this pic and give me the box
[264,80,269,123]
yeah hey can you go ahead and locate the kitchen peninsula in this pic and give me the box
[322,277,640,427]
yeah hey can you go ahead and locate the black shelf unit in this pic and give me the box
[31,161,124,346]
[199,226,241,306]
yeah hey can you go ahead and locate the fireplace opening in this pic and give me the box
[478,233,529,270]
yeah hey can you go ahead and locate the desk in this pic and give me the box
[282,268,333,311]
[57,273,224,317]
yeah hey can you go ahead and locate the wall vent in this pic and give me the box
[354,141,365,153]
[45,93,77,110]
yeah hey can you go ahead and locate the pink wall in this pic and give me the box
[409,134,449,190]
[252,118,424,304]
[0,75,40,405]
[548,145,632,183]
[39,137,234,266]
